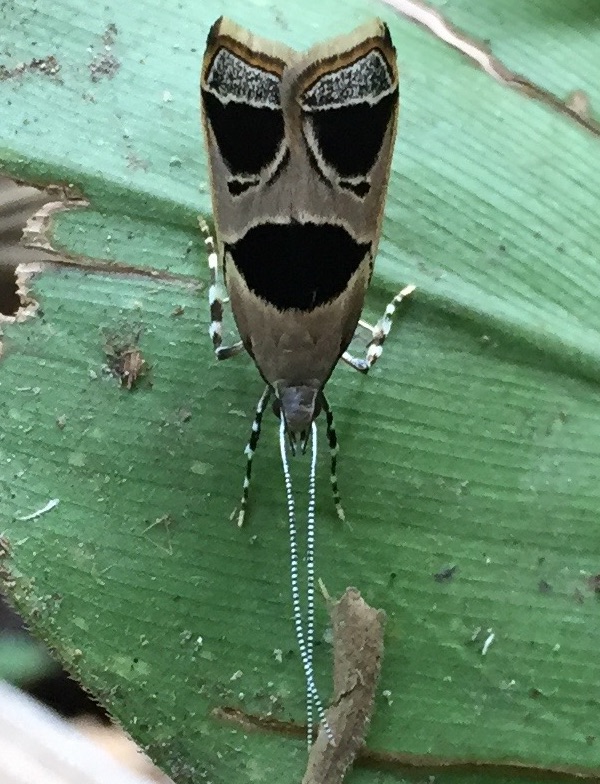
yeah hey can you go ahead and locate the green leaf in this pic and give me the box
[0,633,56,683]
[1,1,600,782]
[423,0,600,120]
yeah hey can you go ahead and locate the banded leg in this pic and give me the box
[342,284,416,373]
[321,395,345,522]
[199,218,244,361]
[237,386,272,527]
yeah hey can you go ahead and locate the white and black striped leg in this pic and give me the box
[321,395,345,522]
[199,218,244,361]
[342,284,416,373]
[237,386,272,527]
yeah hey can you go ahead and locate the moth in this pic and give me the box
[201,16,414,747]
[200,16,414,527]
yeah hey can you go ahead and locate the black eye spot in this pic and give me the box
[305,92,397,178]
[203,92,284,176]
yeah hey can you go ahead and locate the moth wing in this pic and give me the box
[201,19,400,396]
[290,18,399,244]
[201,18,297,237]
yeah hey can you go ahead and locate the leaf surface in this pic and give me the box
[1,1,599,782]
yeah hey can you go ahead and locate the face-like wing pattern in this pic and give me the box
[201,18,399,429]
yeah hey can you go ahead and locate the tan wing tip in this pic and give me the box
[203,16,297,66]
[204,16,393,62]
[324,17,394,51]
[205,15,224,48]
[299,17,397,78]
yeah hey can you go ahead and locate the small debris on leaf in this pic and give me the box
[481,630,495,656]
[0,55,61,81]
[565,89,590,121]
[16,498,59,521]
[102,23,118,46]
[89,52,120,82]
[0,536,10,557]
[103,327,149,390]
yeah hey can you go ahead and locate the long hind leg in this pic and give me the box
[236,386,272,527]
[333,284,415,521]
[342,284,415,373]
[321,395,345,522]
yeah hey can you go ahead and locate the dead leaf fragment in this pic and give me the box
[302,587,386,784]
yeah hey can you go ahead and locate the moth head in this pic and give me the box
[273,384,322,453]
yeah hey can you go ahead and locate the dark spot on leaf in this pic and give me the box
[89,53,120,82]
[0,55,61,82]
[586,574,600,595]
[126,153,149,171]
[102,23,118,47]
[434,565,457,583]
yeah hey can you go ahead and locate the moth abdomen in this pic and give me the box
[272,383,324,450]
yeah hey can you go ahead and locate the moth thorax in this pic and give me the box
[274,383,322,441]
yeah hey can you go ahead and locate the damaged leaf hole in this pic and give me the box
[0,263,41,329]
[0,176,55,324]
[0,265,20,315]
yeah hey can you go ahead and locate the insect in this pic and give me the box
[200,16,413,745]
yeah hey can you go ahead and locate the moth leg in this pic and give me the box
[237,386,272,527]
[342,284,416,374]
[199,217,244,361]
[321,395,345,522]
